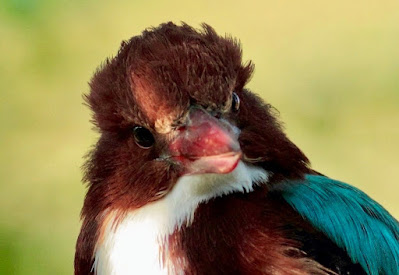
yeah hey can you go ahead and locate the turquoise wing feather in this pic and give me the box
[272,174,399,275]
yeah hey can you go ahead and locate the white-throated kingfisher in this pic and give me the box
[75,22,399,275]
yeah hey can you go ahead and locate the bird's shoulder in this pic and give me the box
[271,174,399,275]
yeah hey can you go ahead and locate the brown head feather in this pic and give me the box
[76,22,312,274]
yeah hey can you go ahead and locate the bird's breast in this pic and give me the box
[93,162,269,274]
[94,209,182,275]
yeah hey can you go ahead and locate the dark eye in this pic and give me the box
[132,126,155,149]
[232,92,240,112]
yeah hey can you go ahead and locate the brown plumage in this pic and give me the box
[75,22,365,275]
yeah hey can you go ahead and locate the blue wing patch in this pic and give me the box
[272,174,399,275]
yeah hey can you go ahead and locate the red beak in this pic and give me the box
[169,107,242,175]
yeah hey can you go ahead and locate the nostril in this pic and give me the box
[177,125,187,132]
[213,112,222,119]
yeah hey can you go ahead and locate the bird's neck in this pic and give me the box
[93,162,268,274]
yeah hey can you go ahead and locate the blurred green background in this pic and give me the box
[1,0,398,273]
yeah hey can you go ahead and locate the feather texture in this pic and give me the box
[273,174,399,275]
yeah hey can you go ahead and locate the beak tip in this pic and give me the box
[185,151,242,175]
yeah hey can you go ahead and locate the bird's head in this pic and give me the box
[83,22,310,217]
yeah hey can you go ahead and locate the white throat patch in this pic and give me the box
[93,162,268,275]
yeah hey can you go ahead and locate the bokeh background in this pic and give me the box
[1,0,398,273]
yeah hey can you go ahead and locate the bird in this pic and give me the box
[75,22,399,275]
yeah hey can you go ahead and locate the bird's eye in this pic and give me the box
[132,126,155,149]
[232,92,240,112]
